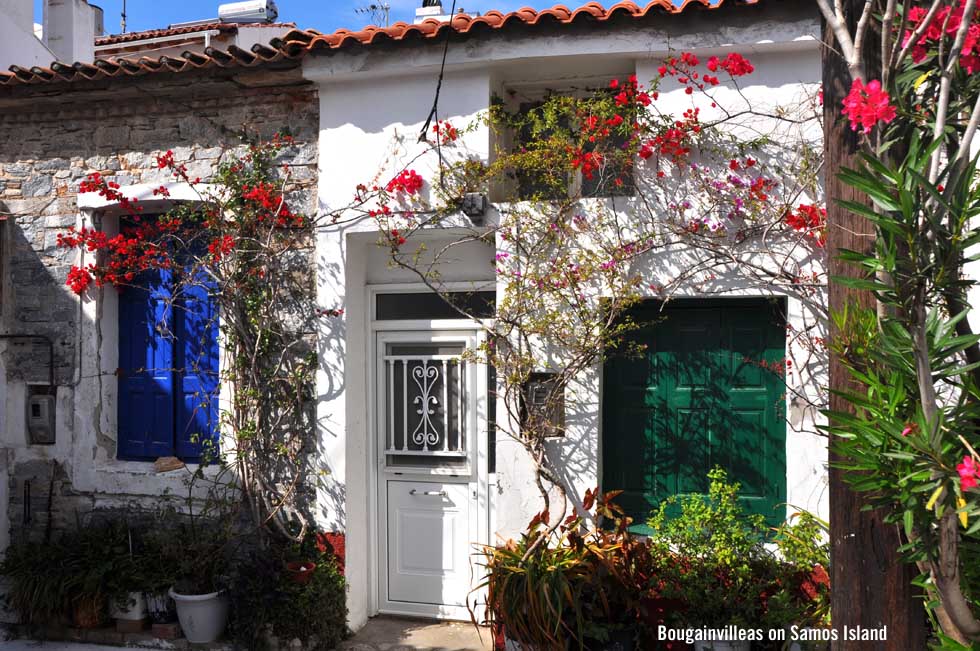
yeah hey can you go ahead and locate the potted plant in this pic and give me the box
[227,528,348,651]
[62,520,135,630]
[139,525,179,625]
[169,523,231,643]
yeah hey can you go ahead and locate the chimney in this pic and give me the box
[414,0,452,24]
[43,0,103,63]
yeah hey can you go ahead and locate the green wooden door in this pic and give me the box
[601,299,787,530]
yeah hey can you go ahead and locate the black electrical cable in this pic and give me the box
[418,0,459,192]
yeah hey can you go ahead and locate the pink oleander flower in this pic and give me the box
[842,79,897,134]
[958,455,979,492]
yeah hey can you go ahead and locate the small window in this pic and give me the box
[376,291,495,321]
[117,264,219,463]
[500,85,635,201]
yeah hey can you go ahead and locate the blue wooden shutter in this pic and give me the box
[118,269,176,460]
[174,268,219,461]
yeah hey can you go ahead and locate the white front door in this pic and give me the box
[376,330,487,619]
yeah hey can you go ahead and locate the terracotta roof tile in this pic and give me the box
[2,1,762,88]
[94,22,295,47]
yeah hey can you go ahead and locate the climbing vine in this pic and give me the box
[59,134,342,542]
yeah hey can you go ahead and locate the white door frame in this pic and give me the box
[366,283,492,621]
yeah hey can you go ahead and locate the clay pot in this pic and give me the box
[285,561,317,584]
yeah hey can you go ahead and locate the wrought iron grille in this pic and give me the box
[384,349,466,458]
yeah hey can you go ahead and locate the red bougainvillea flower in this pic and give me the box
[66,266,93,294]
[386,169,424,195]
[959,455,979,491]
[842,78,897,134]
[208,235,235,262]
[784,203,827,246]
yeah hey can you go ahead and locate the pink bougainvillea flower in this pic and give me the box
[958,455,979,491]
[842,79,897,134]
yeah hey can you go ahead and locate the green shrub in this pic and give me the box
[228,531,348,650]
[647,467,830,631]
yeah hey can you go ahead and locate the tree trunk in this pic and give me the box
[823,3,928,649]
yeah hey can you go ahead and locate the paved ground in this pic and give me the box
[338,616,492,651]
[4,617,492,651]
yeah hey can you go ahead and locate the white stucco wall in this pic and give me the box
[307,3,824,628]
[0,0,57,69]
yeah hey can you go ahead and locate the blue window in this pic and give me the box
[117,265,219,462]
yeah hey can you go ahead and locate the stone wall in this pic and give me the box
[0,67,319,547]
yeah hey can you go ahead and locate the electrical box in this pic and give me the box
[27,394,56,445]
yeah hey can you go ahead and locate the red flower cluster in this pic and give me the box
[242,182,302,227]
[785,203,827,246]
[79,172,142,213]
[156,149,189,177]
[432,120,460,144]
[386,169,425,195]
[571,150,604,180]
[798,564,830,601]
[707,53,755,77]
[842,79,897,134]
[609,74,655,108]
[66,266,93,294]
[640,108,700,163]
[208,234,235,261]
[904,0,980,72]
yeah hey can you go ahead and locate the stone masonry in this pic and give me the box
[0,65,319,544]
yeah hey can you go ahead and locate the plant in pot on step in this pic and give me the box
[477,507,595,650]
[63,520,138,630]
[169,521,233,644]
[140,524,180,625]
[105,521,149,625]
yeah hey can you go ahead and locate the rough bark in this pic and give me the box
[823,2,928,648]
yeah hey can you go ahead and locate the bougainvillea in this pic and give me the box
[349,47,827,588]
[57,133,340,544]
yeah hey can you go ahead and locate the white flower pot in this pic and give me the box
[169,588,229,643]
[693,641,751,651]
[109,591,146,621]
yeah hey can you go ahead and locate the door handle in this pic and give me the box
[410,489,447,497]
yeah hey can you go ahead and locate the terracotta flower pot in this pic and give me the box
[286,561,317,584]
[73,595,106,629]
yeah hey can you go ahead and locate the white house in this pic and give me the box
[0,0,826,634]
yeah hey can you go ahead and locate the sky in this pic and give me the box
[33,0,563,36]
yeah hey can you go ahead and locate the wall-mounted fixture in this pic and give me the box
[521,371,565,438]
[27,390,56,445]
[461,192,488,225]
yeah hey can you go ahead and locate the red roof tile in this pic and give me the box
[2,1,763,87]
[94,22,295,47]
[274,0,760,56]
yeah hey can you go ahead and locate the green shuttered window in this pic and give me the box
[601,298,787,531]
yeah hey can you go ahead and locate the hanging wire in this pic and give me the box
[418,0,459,190]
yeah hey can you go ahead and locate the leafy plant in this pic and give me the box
[228,530,347,650]
[647,468,829,631]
